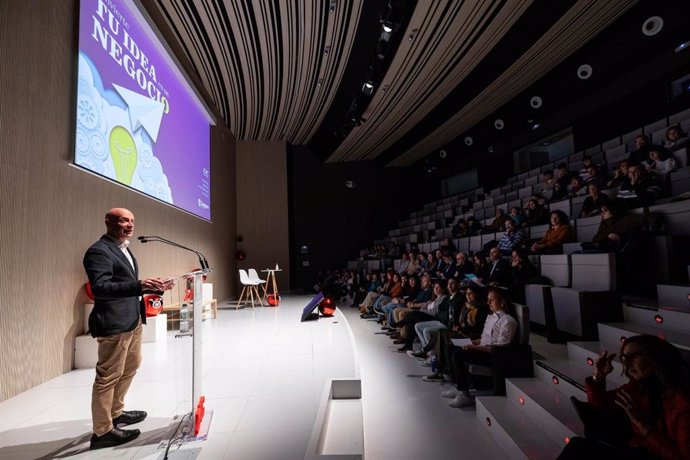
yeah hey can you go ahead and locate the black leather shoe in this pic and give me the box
[112,410,147,427]
[90,427,140,449]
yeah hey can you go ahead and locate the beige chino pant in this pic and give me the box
[91,322,143,436]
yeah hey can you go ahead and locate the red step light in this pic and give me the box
[565,437,570,444]
[586,357,594,366]
[552,376,559,385]
[518,396,525,405]
[654,315,663,324]
[620,336,627,343]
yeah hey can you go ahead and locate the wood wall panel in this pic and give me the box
[235,141,290,291]
[0,0,237,401]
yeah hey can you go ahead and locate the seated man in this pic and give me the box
[616,164,663,209]
[451,218,468,238]
[569,175,588,198]
[539,169,557,200]
[628,134,652,165]
[437,252,457,280]
[606,160,629,189]
[482,247,511,286]
[382,275,432,328]
[496,218,525,255]
[486,208,510,233]
[647,146,678,177]
[592,203,646,248]
[580,182,611,218]
[392,281,448,352]
[523,198,549,227]
[453,252,475,278]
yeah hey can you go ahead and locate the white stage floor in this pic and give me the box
[0,296,563,459]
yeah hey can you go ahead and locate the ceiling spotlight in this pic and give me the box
[642,16,664,36]
[532,122,541,130]
[329,0,337,13]
[362,81,375,95]
[439,150,447,158]
[464,136,473,146]
[494,119,504,130]
[382,22,393,33]
[577,64,593,80]
[324,45,331,55]
[675,40,690,53]
[317,79,323,87]
[408,28,419,41]
[530,96,543,109]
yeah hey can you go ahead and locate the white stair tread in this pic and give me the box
[600,322,690,350]
[477,396,565,460]
[506,378,584,436]
[536,358,628,387]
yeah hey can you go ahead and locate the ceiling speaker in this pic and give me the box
[530,96,542,109]
[494,119,504,130]
[642,16,664,36]
[577,64,592,80]
[439,150,447,158]
[464,136,473,146]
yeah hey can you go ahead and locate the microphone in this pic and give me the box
[137,235,210,271]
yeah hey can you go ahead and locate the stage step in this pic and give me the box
[623,304,690,334]
[505,378,584,444]
[534,358,627,400]
[476,396,566,460]
[598,322,690,352]
[566,341,623,375]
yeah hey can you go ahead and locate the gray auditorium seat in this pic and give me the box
[528,224,549,240]
[525,255,570,327]
[469,235,483,255]
[549,198,572,218]
[550,253,623,339]
[575,215,601,242]
[672,147,688,169]
[657,284,690,313]
[571,195,587,218]
[649,199,690,235]
[468,303,533,395]
[455,237,470,254]
[671,167,690,196]
[602,136,621,151]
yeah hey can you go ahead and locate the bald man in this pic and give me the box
[83,208,173,449]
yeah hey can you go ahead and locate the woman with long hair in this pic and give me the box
[558,335,690,459]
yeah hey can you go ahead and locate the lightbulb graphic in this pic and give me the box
[109,126,138,185]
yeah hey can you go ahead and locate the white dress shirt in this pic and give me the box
[479,310,517,346]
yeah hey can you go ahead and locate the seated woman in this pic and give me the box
[423,252,437,275]
[592,203,646,247]
[397,253,411,275]
[472,253,490,284]
[440,238,457,254]
[418,252,430,272]
[663,125,689,151]
[523,198,549,227]
[558,335,690,460]
[646,146,677,177]
[580,182,611,218]
[451,218,468,238]
[569,175,588,198]
[383,275,432,329]
[466,216,483,236]
[406,251,420,276]
[496,218,526,255]
[426,288,517,407]
[530,210,575,254]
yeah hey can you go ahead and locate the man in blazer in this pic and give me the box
[84,208,173,449]
[485,246,511,287]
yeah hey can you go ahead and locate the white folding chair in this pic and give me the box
[248,268,267,300]
[237,269,262,309]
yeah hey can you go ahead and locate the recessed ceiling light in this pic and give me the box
[464,136,473,146]
[530,96,542,109]
[577,64,593,80]
[642,16,664,36]
[494,119,504,130]
[439,150,447,158]
[675,40,690,53]
[362,81,375,95]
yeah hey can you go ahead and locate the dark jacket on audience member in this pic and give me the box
[523,206,549,227]
[454,301,490,340]
[486,258,511,286]
[446,292,465,328]
[592,214,646,244]
[453,261,475,278]
[580,193,611,218]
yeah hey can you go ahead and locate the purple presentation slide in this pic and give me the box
[75,0,212,220]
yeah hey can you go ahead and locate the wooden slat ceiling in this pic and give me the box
[153,0,638,165]
[155,0,363,142]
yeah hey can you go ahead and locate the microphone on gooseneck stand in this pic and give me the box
[137,235,211,272]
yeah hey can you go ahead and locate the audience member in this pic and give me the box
[441,288,517,407]
[482,247,511,286]
[397,253,411,275]
[523,198,549,227]
[382,275,432,329]
[579,156,595,182]
[437,252,456,280]
[647,146,677,176]
[628,134,652,165]
[409,278,461,358]
[617,164,662,209]
[466,217,483,236]
[592,203,646,248]
[451,218,468,238]
[580,182,611,218]
[508,249,538,304]
[569,175,587,198]
[440,238,457,254]
[558,335,690,460]
[496,218,526,255]
[486,208,510,233]
[472,253,489,283]
[539,169,557,199]
[663,125,689,151]
[392,280,448,352]
[607,160,630,189]
[509,206,525,226]
[453,252,475,278]
[530,210,575,254]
